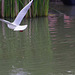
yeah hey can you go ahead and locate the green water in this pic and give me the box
[0,10,75,75]
[0,17,52,75]
[49,5,75,75]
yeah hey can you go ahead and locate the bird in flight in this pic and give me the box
[0,0,33,31]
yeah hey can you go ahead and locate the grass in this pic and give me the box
[0,0,49,18]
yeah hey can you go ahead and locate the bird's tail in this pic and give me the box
[14,25,27,31]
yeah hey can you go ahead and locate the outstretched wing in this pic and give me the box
[0,19,14,25]
[13,0,33,25]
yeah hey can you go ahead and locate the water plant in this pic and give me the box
[0,0,49,18]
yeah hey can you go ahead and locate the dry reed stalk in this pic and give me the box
[1,0,4,17]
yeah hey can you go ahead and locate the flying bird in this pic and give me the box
[0,0,33,31]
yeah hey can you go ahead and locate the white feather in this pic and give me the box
[14,25,27,31]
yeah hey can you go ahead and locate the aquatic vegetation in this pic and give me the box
[0,0,49,18]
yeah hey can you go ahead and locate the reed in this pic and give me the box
[44,0,49,16]
[1,0,4,17]
[15,0,18,16]
[11,0,15,18]
[32,0,38,17]
[1,0,49,18]
[32,0,49,17]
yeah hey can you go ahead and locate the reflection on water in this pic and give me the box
[10,67,31,75]
[0,17,52,75]
[48,11,75,74]
[0,9,75,74]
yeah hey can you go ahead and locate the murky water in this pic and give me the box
[0,17,52,75]
[49,5,75,75]
[0,6,75,75]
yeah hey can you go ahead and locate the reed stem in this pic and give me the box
[0,0,49,18]
[1,0,4,17]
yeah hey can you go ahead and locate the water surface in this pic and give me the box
[0,17,52,75]
[0,6,75,74]
[49,5,75,75]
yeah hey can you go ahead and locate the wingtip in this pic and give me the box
[31,0,33,2]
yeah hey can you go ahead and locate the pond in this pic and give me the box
[0,6,75,75]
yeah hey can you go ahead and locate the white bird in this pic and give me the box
[0,0,33,31]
